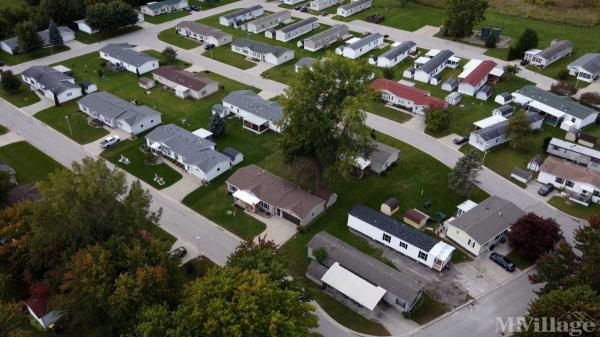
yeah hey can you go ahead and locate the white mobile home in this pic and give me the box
[21,66,82,104]
[244,10,291,34]
[336,33,383,59]
[348,205,455,271]
[469,110,543,151]
[538,156,600,206]
[413,50,455,83]
[337,0,372,17]
[175,21,232,47]
[567,53,600,83]
[524,40,573,68]
[217,90,284,134]
[140,0,188,16]
[369,41,416,68]
[310,0,343,10]
[99,43,159,75]
[231,38,294,65]
[219,6,264,27]
[274,17,319,42]
[303,24,348,52]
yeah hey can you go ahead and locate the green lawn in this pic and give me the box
[101,137,183,190]
[367,102,412,124]
[158,27,201,50]
[0,86,40,107]
[405,293,449,325]
[506,250,535,270]
[310,283,390,335]
[460,125,564,185]
[34,102,110,144]
[74,25,142,44]
[204,45,257,69]
[0,0,28,10]
[548,196,600,221]
[189,0,243,9]
[144,11,191,24]
[0,45,70,66]
[0,141,63,184]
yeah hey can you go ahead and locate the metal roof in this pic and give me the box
[339,0,371,10]
[419,50,454,74]
[21,65,78,95]
[78,91,161,126]
[279,17,318,33]
[143,0,185,10]
[308,232,423,305]
[221,5,263,20]
[514,85,598,121]
[538,40,572,59]
[568,53,600,75]
[223,90,283,123]
[379,41,416,60]
[303,24,348,46]
[346,33,383,51]
[232,38,292,57]
[176,21,231,39]
[348,204,439,251]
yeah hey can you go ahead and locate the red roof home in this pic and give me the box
[461,60,497,86]
[371,78,446,109]
[25,292,50,318]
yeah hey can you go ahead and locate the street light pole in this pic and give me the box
[195,236,202,259]
[65,115,73,135]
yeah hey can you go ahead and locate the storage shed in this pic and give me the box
[511,167,533,184]
[139,77,155,89]
[403,208,429,229]
[380,197,399,216]
[527,154,543,172]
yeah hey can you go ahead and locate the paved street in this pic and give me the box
[0,2,591,336]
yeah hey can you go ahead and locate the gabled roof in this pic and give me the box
[21,65,78,95]
[176,21,230,39]
[222,147,241,160]
[303,24,348,45]
[419,50,454,74]
[461,60,497,86]
[472,110,542,141]
[1,26,73,51]
[349,204,439,251]
[513,85,598,120]
[221,5,263,20]
[247,10,290,26]
[549,138,600,159]
[339,0,371,10]
[568,53,600,75]
[99,43,157,67]
[143,0,185,10]
[346,33,382,51]
[153,66,217,91]
[448,196,524,244]
[232,38,292,57]
[78,92,161,125]
[223,90,283,123]
[146,124,230,171]
[279,17,318,33]
[308,232,423,304]
[538,40,572,59]
[379,41,416,60]
[226,165,325,219]
[371,78,446,109]
[540,156,600,188]
[295,57,317,68]
[369,141,399,166]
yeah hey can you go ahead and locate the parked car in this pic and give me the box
[189,5,199,11]
[169,247,187,259]
[538,183,554,196]
[453,136,469,145]
[321,12,329,16]
[294,5,302,10]
[300,6,308,12]
[520,60,529,66]
[100,135,120,149]
[0,61,4,67]
[183,6,191,11]
[204,43,215,50]
[489,252,516,272]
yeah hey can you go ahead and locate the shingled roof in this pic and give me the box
[153,66,217,91]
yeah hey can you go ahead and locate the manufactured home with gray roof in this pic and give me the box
[78,92,162,135]
[446,196,524,256]
[275,17,319,42]
[244,10,291,34]
[219,5,264,27]
[303,24,349,52]
[512,85,599,131]
[567,53,600,83]
[140,0,188,16]
[524,40,573,68]
[307,232,423,318]
[336,33,383,59]
[231,38,294,65]
[218,90,284,134]
[469,110,543,151]
[370,41,416,68]
[414,50,455,83]
[99,43,159,75]
[21,66,82,104]
[146,124,231,182]
[337,0,372,17]
[1,26,74,55]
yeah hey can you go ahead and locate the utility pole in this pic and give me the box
[65,115,73,135]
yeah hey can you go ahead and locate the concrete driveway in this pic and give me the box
[83,127,132,155]
[246,211,298,246]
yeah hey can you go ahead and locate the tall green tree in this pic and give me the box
[86,1,138,32]
[15,20,42,54]
[0,70,21,93]
[444,0,488,38]
[174,268,318,337]
[514,28,538,59]
[0,171,13,204]
[47,20,63,47]
[448,151,482,198]
[529,240,580,294]
[484,32,496,48]
[208,113,225,138]
[226,237,286,280]
[280,54,377,188]
[503,64,521,78]
[40,0,83,25]
[425,107,449,133]
[506,109,532,149]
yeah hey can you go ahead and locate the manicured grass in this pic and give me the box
[158,27,201,50]
[35,102,109,144]
[506,250,535,270]
[144,221,178,246]
[420,75,535,138]
[189,0,243,9]
[460,125,564,185]
[405,293,449,325]
[182,120,279,240]
[0,86,40,107]
[144,11,190,24]
[0,45,70,66]
[74,25,142,44]
[367,102,412,124]
[205,45,256,69]
[310,283,390,335]
[0,141,63,184]
[101,137,183,190]
[548,195,600,221]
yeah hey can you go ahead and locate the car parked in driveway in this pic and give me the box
[100,135,120,149]
[453,136,469,145]
[169,247,187,259]
[489,252,515,272]
[538,183,554,196]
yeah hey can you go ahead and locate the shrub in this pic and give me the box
[580,92,600,106]
[550,81,577,96]
[0,70,21,92]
